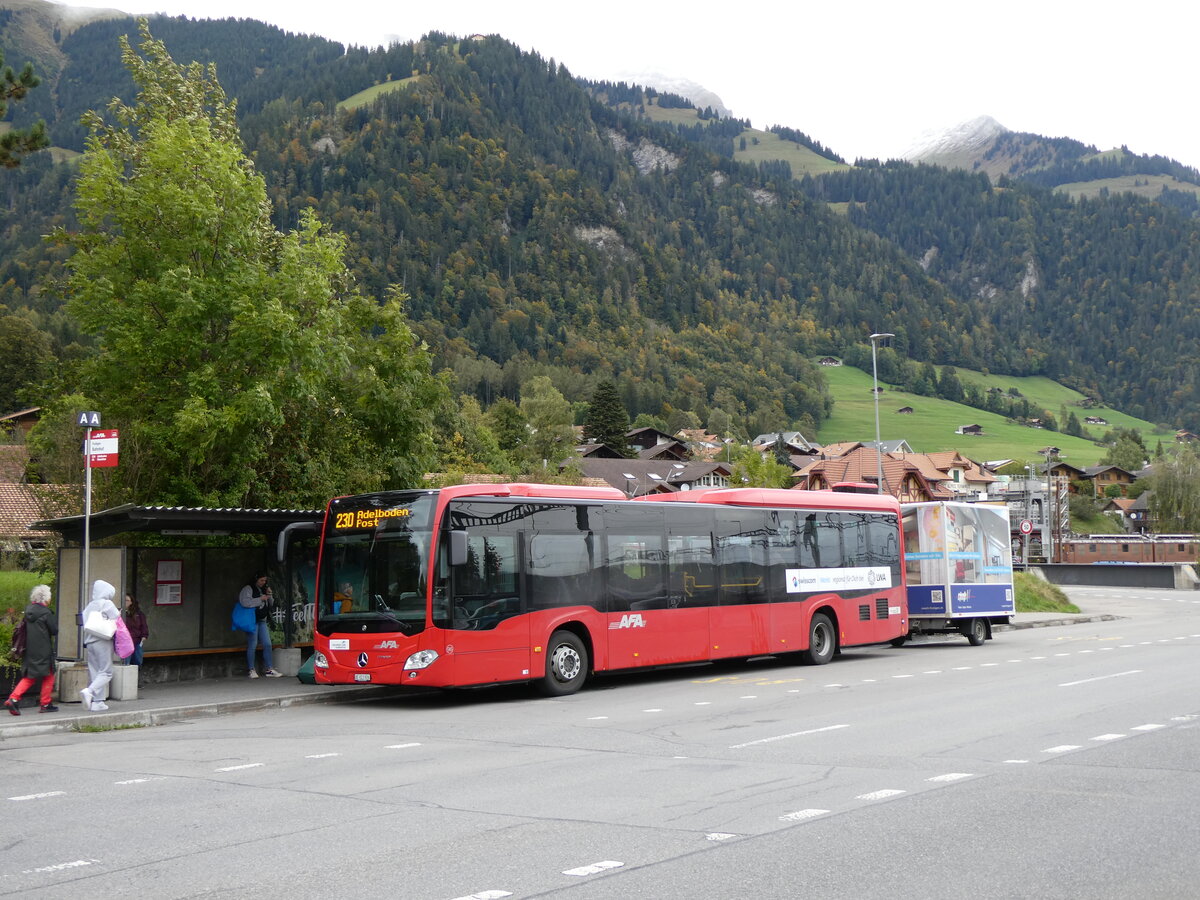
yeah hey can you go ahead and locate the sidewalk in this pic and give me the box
[2,611,1115,740]
[0,675,403,740]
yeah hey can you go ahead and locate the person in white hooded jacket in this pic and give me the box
[80,579,120,711]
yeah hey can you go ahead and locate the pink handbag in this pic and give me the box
[114,616,136,659]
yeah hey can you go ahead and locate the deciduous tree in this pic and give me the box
[53,23,440,507]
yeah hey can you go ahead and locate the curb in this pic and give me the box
[0,684,405,740]
[995,614,1122,631]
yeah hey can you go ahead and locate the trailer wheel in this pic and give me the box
[890,635,909,648]
[966,618,988,646]
[800,613,836,665]
[537,630,588,696]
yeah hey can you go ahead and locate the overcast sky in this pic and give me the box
[54,0,1199,169]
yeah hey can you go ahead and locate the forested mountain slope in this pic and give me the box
[2,8,1199,435]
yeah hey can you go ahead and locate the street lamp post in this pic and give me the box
[869,332,894,495]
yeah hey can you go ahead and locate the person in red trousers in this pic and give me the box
[5,584,59,715]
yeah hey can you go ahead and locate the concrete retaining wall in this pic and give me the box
[1033,563,1199,590]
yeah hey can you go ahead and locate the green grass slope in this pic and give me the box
[733,128,847,177]
[337,75,421,111]
[815,363,1167,466]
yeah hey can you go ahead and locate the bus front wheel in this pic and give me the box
[538,630,589,696]
[800,613,836,665]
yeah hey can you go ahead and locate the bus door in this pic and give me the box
[443,509,531,686]
[712,509,771,659]
[766,510,809,652]
[603,504,698,668]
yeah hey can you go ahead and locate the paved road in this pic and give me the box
[2,585,1198,899]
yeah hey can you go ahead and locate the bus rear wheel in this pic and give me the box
[800,613,836,665]
[538,630,588,696]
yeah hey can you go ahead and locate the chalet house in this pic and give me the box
[1101,496,1135,529]
[1127,491,1153,533]
[0,407,40,442]
[1176,430,1198,443]
[751,431,816,454]
[863,439,915,455]
[817,357,841,366]
[1084,416,1108,426]
[955,424,983,435]
[818,439,916,458]
[897,406,914,415]
[626,426,679,453]
[676,429,731,461]
[0,482,78,555]
[922,451,999,497]
[574,442,625,459]
[1082,464,1137,498]
[793,446,950,502]
[571,458,732,497]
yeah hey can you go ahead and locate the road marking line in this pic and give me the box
[587,716,608,720]
[450,891,512,900]
[305,753,341,758]
[779,808,829,822]
[861,678,878,683]
[1059,670,1141,687]
[1031,656,1047,659]
[823,684,844,688]
[8,790,66,801]
[563,860,624,876]
[892,674,914,678]
[215,763,263,772]
[385,743,421,749]
[706,833,737,841]
[923,670,942,674]
[1132,723,1165,731]
[1091,734,1125,742]
[856,789,906,800]
[694,701,712,706]
[739,695,758,699]
[1043,745,1081,753]
[952,666,972,671]
[642,708,663,713]
[1004,759,1029,764]
[981,663,999,667]
[114,777,163,784]
[927,773,973,782]
[730,723,849,749]
[20,858,99,874]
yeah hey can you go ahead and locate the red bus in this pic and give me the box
[307,483,908,695]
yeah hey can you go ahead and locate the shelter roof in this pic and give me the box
[33,504,323,542]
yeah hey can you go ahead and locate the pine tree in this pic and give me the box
[583,380,632,456]
[0,50,48,168]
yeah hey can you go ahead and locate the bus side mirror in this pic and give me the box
[449,530,468,567]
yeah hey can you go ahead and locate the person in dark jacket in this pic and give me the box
[122,593,149,667]
[5,584,59,714]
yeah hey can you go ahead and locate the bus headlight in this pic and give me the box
[404,649,439,670]
[313,651,328,669]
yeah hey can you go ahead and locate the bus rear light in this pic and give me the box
[313,651,329,669]
[404,649,439,670]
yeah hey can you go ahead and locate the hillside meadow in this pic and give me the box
[814,363,1167,466]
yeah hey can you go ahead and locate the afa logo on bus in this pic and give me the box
[609,614,646,630]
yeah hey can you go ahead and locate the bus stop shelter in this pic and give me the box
[33,504,324,679]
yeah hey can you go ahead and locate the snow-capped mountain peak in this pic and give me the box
[901,115,1009,162]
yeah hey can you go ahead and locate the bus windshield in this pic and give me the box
[317,492,436,636]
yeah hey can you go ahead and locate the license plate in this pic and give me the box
[354,673,371,682]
